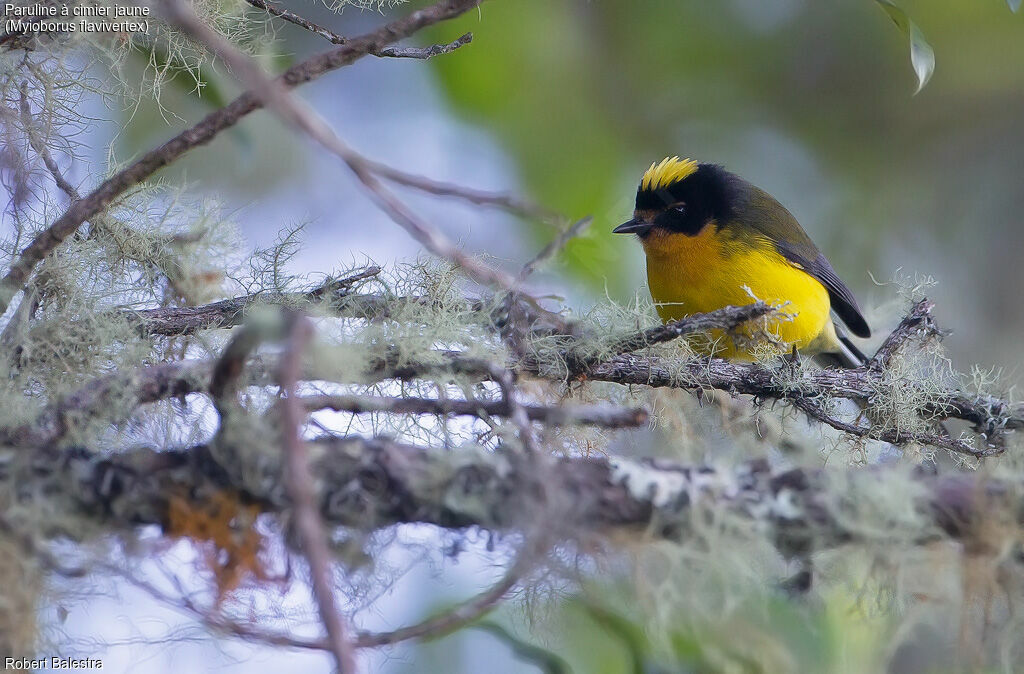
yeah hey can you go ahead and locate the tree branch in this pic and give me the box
[568,353,1016,458]
[126,266,380,336]
[303,393,648,428]
[868,298,940,369]
[209,323,270,421]
[377,33,473,59]
[3,359,210,448]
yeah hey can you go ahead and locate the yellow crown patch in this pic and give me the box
[640,156,699,191]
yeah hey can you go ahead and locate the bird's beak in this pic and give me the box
[612,217,653,235]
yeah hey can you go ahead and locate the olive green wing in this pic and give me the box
[735,186,872,339]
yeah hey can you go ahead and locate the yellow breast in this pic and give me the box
[641,226,835,358]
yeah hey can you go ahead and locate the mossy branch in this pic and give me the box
[558,301,1018,457]
[25,436,1020,558]
[125,266,381,336]
[8,297,1020,456]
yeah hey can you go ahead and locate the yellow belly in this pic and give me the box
[642,226,836,359]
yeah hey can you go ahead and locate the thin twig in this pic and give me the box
[354,566,521,647]
[604,301,775,356]
[551,301,776,375]
[489,362,538,452]
[244,0,473,59]
[18,82,80,201]
[790,396,984,457]
[364,157,567,226]
[380,33,473,59]
[116,568,330,651]
[279,315,356,672]
[304,266,383,301]
[518,216,593,281]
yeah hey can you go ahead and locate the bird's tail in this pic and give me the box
[815,324,868,369]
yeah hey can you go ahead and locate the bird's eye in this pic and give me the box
[671,203,686,214]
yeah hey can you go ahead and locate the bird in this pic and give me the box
[613,156,870,367]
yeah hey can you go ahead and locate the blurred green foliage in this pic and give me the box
[461,585,900,674]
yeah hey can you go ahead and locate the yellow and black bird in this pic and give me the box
[613,157,870,367]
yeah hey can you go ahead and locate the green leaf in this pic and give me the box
[1009,0,1022,12]
[875,0,935,94]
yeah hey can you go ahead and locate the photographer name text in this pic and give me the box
[5,656,102,669]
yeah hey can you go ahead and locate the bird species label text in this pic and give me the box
[4,3,150,35]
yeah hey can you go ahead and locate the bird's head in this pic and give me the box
[613,157,739,238]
